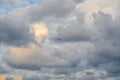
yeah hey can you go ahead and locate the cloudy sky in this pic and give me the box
[0,0,120,80]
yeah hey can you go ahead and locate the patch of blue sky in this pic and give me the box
[29,0,36,4]
[29,0,46,5]
[0,0,40,16]
[0,9,8,17]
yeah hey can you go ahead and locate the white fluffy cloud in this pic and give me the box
[76,0,120,18]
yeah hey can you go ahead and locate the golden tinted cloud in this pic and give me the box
[31,22,48,43]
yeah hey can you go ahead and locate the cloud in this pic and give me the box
[46,4,120,78]
[0,0,28,5]
[3,40,94,70]
[31,22,48,44]
[13,68,108,80]
[0,0,120,79]
[3,44,70,70]
[0,0,28,8]
[74,0,84,3]
[0,64,7,74]
[0,17,34,46]
[82,12,120,77]
[2,0,120,76]
[69,69,107,80]
[27,0,75,22]
[47,12,96,42]
[93,12,120,41]
[50,23,94,42]
[75,0,120,28]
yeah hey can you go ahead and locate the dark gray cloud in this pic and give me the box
[52,25,92,42]
[27,0,75,22]
[0,17,34,46]
[84,12,120,77]
[74,0,84,3]
[93,12,119,40]
[20,68,107,80]
[0,64,7,74]
[47,11,120,78]
[48,13,95,42]
[5,63,41,71]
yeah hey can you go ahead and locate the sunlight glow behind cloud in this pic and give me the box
[31,22,48,43]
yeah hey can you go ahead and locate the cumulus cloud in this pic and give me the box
[0,64,8,74]
[27,0,75,22]
[0,0,120,79]
[50,23,94,42]
[47,12,97,42]
[76,0,120,17]
[3,44,69,70]
[3,41,94,70]
[0,17,34,46]
[83,12,120,77]
[46,0,120,78]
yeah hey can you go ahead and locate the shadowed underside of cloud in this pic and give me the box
[0,64,8,74]
[0,17,34,46]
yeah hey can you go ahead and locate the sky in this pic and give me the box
[0,0,120,80]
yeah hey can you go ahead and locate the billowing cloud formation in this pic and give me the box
[0,17,34,46]
[3,44,69,70]
[3,40,94,70]
[0,0,120,80]
[27,0,75,22]
[50,22,94,42]
[84,12,120,77]
[0,18,33,46]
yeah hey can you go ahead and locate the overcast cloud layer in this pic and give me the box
[0,0,120,80]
